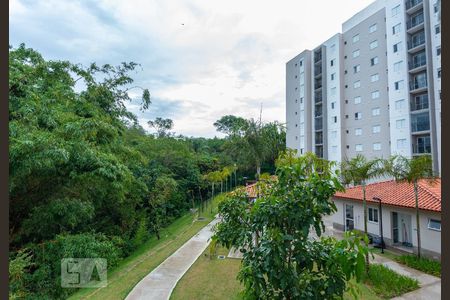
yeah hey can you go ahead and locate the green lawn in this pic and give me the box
[171,245,383,300]
[68,195,225,300]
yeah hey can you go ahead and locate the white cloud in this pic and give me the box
[10,0,374,137]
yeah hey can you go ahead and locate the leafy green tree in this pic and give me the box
[148,117,174,138]
[340,154,384,270]
[383,155,436,258]
[214,151,369,299]
[213,115,248,136]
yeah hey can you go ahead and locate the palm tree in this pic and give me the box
[383,155,436,258]
[341,154,384,269]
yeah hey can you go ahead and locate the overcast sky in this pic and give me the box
[10,0,374,137]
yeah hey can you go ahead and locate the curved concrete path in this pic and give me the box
[125,217,220,300]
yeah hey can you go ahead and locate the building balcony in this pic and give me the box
[405,0,423,14]
[411,113,430,133]
[406,17,424,34]
[409,79,427,93]
[408,57,427,73]
[407,36,426,53]
[412,144,431,155]
[410,94,429,112]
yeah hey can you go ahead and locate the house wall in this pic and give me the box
[331,197,441,259]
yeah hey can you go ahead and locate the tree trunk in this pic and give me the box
[221,181,223,193]
[363,183,369,272]
[256,164,261,180]
[414,181,421,258]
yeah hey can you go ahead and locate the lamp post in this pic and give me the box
[373,197,384,253]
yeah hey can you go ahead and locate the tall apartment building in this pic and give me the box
[286,0,441,174]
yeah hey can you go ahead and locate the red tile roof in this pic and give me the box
[334,179,441,212]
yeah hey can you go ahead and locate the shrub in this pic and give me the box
[396,255,441,277]
[364,264,419,298]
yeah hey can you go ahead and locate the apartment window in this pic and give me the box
[394,80,404,90]
[354,81,361,89]
[392,23,401,34]
[397,138,407,149]
[438,68,441,78]
[333,116,337,123]
[331,101,336,109]
[437,46,441,56]
[372,125,381,133]
[295,111,298,115]
[396,119,406,128]
[434,4,439,13]
[331,87,337,95]
[355,144,363,152]
[332,145,338,153]
[371,90,380,99]
[372,107,380,116]
[330,44,336,52]
[391,5,400,16]
[371,73,379,82]
[369,40,378,50]
[393,42,402,53]
[352,34,360,43]
[354,96,361,104]
[331,130,337,139]
[435,25,441,34]
[355,112,362,120]
[353,65,361,73]
[355,128,362,136]
[369,24,377,33]
[353,49,360,58]
[428,219,441,231]
[373,143,381,151]
[299,61,303,66]
[331,73,336,80]
[300,97,303,103]
[330,59,335,66]
[370,56,379,66]
[393,61,403,72]
[368,207,379,222]
[395,99,405,109]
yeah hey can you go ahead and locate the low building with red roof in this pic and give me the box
[330,179,441,259]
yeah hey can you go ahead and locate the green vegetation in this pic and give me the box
[362,264,419,299]
[214,151,370,299]
[395,255,441,277]
[8,44,285,299]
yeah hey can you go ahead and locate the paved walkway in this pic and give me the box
[125,217,220,300]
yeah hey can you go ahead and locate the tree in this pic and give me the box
[213,115,248,136]
[213,151,369,299]
[340,154,384,270]
[148,117,174,138]
[383,155,436,258]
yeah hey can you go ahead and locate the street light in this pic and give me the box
[373,197,384,253]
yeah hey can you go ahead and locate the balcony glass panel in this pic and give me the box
[407,12,424,29]
[406,0,423,10]
[413,135,431,154]
[409,51,426,69]
[411,112,430,132]
[408,31,425,49]
[411,94,429,111]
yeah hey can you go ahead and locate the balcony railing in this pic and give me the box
[314,65,322,75]
[406,0,423,10]
[412,142,431,154]
[409,55,426,70]
[411,94,429,111]
[409,78,427,91]
[408,33,426,50]
[407,14,424,29]
[314,83,322,90]
[411,113,430,132]
[315,118,323,130]
[315,146,323,158]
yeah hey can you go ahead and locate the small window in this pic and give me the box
[331,73,336,80]
[353,49,360,58]
[331,130,337,138]
[354,96,361,104]
[332,145,338,153]
[370,40,378,50]
[371,74,379,82]
[353,65,361,73]
[353,34,360,43]
[331,87,337,96]
[299,61,303,66]
[437,46,441,56]
[428,219,441,231]
[369,24,377,33]
[331,101,336,109]
[435,25,441,34]
[372,125,381,133]
[333,116,337,123]
[438,69,441,78]
[394,61,403,72]
[396,119,406,128]
[370,56,379,66]
[330,59,335,66]
[373,143,381,151]
[394,80,404,90]
[371,90,380,99]
[355,112,362,120]
[393,42,402,53]
[295,111,298,115]
[372,107,380,116]
[397,138,407,149]
[355,128,362,136]
[368,207,379,222]
[392,5,400,16]
[434,4,439,13]
[355,144,363,152]
[393,23,401,34]
[300,98,303,103]
[395,99,405,109]
[354,81,361,89]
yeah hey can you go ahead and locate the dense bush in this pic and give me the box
[396,255,441,277]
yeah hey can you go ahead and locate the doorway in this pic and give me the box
[345,204,354,231]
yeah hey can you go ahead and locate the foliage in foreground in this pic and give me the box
[213,151,370,299]
[363,264,419,299]
[396,255,441,277]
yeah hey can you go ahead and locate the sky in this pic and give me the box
[9,0,374,138]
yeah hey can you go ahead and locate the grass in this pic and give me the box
[68,194,225,300]
[362,264,419,299]
[171,245,243,300]
[395,255,441,277]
